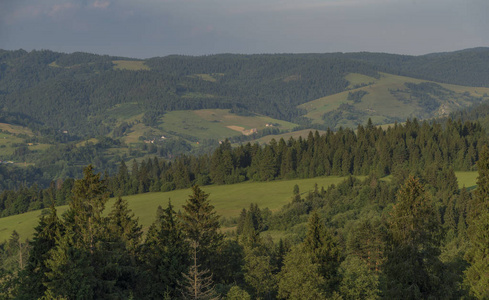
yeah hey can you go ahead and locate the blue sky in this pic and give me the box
[1,0,488,58]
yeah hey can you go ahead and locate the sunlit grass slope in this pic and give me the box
[0,176,350,242]
[300,72,489,127]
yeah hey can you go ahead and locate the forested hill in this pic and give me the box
[342,47,489,87]
[2,48,489,138]
[2,48,489,185]
[0,49,379,137]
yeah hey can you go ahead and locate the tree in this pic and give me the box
[69,164,109,254]
[101,196,143,297]
[180,241,219,300]
[181,186,223,275]
[278,246,327,300]
[383,176,449,299]
[339,256,380,300]
[243,247,277,299]
[140,202,189,299]
[226,285,251,300]
[18,204,60,299]
[43,165,111,299]
[465,145,489,299]
[302,211,341,294]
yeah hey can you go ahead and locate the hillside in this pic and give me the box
[300,72,489,129]
[0,171,478,243]
[2,48,489,183]
[0,176,351,242]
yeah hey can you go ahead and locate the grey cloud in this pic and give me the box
[1,0,489,58]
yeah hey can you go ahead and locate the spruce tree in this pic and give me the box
[303,211,341,294]
[18,204,60,299]
[44,165,111,299]
[383,176,449,299]
[100,196,143,297]
[465,145,489,299]
[180,241,219,300]
[141,202,189,299]
[278,246,327,300]
[181,186,223,276]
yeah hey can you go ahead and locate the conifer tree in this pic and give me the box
[278,246,327,300]
[44,165,111,299]
[100,196,143,297]
[181,186,223,275]
[383,176,449,299]
[303,211,341,293]
[141,202,189,299]
[69,164,109,254]
[465,145,489,299]
[18,204,60,299]
[180,241,219,300]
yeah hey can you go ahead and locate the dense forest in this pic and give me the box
[1,146,489,298]
[2,48,489,138]
[0,118,486,218]
[1,48,489,298]
[1,48,489,186]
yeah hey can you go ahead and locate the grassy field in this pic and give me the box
[0,123,34,136]
[455,171,478,190]
[0,176,351,242]
[107,103,143,120]
[345,73,378,89]
[300,72,489,127]
[251,129,327,145]
[158,109,297,141]
[0,171,480,243]
[112,60,150,71]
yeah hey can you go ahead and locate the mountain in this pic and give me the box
[1,48,489,182]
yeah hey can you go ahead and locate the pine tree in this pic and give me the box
[278,246,327,300]
[243,246,277,299]
[181,186,223,275]
[180,241,219,300]
[69,165,109,254]
[100,196,143,297]
[44,227,95,299]
[141,202,189,299]
[465,145,489,299]
[44,165,111,299]
[303,211,341,294]
[383,176,449,299]
[18,204,60,299]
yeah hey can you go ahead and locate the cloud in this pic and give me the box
[48,2,78,17]
[91,0,110,9]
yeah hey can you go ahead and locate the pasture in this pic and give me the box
[112,60,150,71]
[0,176,351,242]
[300,72,489,127]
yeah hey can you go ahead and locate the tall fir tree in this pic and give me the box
[43,165,111,299]
[140,202,189,299]
[302,211,342,294]
[181,186,223,277]
[18,204,60,299]
[465,145,489,299]
[383,176,450,299]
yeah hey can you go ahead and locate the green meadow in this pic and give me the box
[157,109,297,141]
[300,72,489,127]
[0,176,350,242]
[112,60,150,71]
[0,172,480,243]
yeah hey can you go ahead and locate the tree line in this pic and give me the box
[0,118,487,217]
[1,148,489,298]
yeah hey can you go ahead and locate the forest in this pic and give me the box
[1,117,489,298]
[0,118,486,218]
[1,48,489,185]
[1,48,489,298]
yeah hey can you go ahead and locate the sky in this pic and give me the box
[1,0,489,59]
